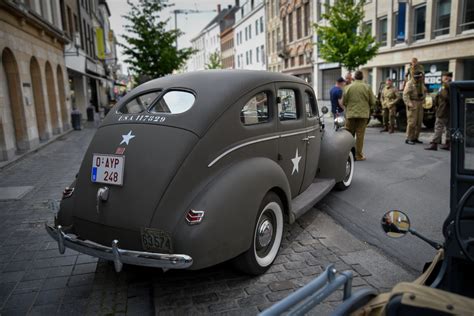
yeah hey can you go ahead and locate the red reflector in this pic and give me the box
[186,209,205,225]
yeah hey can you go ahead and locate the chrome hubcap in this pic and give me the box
[257,219,273,248]
[345,159,351,179]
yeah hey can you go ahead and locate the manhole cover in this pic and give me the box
[0,186,34,201]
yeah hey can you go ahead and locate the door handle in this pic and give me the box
[302,136,316,142]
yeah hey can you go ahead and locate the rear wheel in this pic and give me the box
[336,151,354,191]
[233,192,284,275]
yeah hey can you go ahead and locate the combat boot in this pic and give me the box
[425,142,438,151]
[440,140,450,151]
[380,126,388,133]
[389,126,394,134]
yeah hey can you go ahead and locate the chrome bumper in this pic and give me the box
[45,224,193,272]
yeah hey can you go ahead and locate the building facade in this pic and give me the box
[265,0,283,72]
[361,0,474,94]
[234,0,266,70]
[220,4,239,69]
[279,0,313,83]
[0,0,70,161]
[313,0,474,100]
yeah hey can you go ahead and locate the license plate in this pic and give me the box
[91,154,125,186]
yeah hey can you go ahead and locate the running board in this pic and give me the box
[289,178,335,223]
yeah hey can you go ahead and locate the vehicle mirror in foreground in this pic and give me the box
[381,210,410,238]
[321,106,329,115]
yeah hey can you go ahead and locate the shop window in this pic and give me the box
[434,0,451,36]
[413,5,426,41]
[460,0,474,32]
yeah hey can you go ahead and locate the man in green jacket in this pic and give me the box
[343,70,376,161]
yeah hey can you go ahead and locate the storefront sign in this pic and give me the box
[96,28,105,60]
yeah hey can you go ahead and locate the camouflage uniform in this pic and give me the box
[403,79,427,141]
[381,85,400,130]
[431,82,450,144]
[344,80,376,160]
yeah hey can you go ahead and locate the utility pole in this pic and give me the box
[171,9,217,48]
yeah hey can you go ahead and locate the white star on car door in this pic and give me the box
[291,148,302,175]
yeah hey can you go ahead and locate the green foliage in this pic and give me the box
[314,0,379,71]
[205,52,222,69]
[120,0,195,83]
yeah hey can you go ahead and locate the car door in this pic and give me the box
[300,89,322,192]
[445,82,474,266]
[275,83,307,198]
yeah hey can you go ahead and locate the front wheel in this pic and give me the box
[233,192,284,275]
[335,150,354,191]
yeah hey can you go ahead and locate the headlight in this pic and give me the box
[334,116,346,128]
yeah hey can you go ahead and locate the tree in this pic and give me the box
[121,0,194,84]
[314,0,379,71]
[205,52,222,69]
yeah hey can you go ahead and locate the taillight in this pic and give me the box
[62,187,74,199]
[185,209,205,225]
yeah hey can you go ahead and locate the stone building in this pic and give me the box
[265,0,283,72]
[0,0,70,161]
[279,0,313,83]
[313,0,474,100]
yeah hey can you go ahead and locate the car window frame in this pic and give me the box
[274,83,305,132]
[116,89,162,115]
[149,88,196,115]
[303,89,319,120]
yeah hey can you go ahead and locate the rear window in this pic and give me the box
[119,91,160,114]
[150,90,195,114]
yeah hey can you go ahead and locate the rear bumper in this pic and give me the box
[45,224,193,272]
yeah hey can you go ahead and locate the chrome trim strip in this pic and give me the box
[208,126,319,168]
[45,224,193,272]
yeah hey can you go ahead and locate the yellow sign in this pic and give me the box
[96,28,105,60]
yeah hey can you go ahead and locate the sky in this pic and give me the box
[108,0,235,73]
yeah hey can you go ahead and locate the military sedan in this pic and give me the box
[46,70,355,275]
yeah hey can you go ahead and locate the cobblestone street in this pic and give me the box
[0,126,414,315]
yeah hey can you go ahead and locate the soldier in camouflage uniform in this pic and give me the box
[425,72,453,151]
[380,78,400,134]
[403,71,427,145]
[343,70,376,161]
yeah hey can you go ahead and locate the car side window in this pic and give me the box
[240,92,269,125]
[118,91,160,114]
[150,90,195,114]
[278,89,298,121]
[304,91,318,118]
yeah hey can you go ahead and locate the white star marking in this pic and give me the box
[291,148,302,175]
[120,130,136,145]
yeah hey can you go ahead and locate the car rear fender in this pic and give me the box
[317,129,355,182]
[172,157,291,270]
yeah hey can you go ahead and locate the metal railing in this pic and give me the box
[259,265,354,316]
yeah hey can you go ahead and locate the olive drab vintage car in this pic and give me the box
[46,70,355,275]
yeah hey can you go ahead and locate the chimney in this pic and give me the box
[217,4,221,13]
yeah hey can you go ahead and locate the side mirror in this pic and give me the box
[381,210,410,238]
[321,106,329,115]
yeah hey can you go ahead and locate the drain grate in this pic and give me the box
[0,186,34,201]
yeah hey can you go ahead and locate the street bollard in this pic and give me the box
[70,110,82,130]
[86,106,95,121]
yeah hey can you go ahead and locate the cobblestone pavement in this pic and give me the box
[152,210,415,315]
[0,126,154,315]
[0,124,415,316]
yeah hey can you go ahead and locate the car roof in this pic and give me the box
[107,70,312,137]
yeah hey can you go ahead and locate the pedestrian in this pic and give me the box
[330,77,346,117]
[403,71,427,145]
[343,70,376,161]
[380,77,400,134]
[425,71,453,151]
[345,72,353,85]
